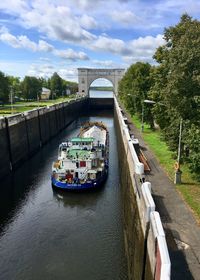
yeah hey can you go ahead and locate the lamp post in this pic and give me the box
[142,99,183,184]
[141,99,156,132]
[174,118,183,184]
[141,103,144,132]
[37,93,40,109]
[127,92,137,113]
[10,86,14,114]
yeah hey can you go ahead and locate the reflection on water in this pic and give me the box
[0,111,128,280]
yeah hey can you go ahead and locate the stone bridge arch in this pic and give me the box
[78,68,125,96]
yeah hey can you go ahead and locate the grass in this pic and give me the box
[131,114,200,222]
[0,95,77,116]
[0,106,37,115]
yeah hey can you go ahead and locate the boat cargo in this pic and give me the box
[51,122,109,190]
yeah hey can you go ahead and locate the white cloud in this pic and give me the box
[20,2,96,44]
[0,29,52,52]
[0,32,21,48]
[155,0,200,14]
[54,49,89,61]
[92,60,115,67]
[0,1,166,58]
[39,57,50,61]
[130,34,165,52]
[0,28,164,64]
[68,0,104,10]
[27,63,55,78]
[27,63,79,82]
[110,10,140,25]
[17,35,38,51]
[0,0,188,77]
[0,1,96,44]
[26,62,90,82]
[0,60,30,77]
[0,28,89,61]
[122,34,165,63]
[90,34,165,62]
[79,14,98,29]
[58,68,78,81]
[122,56,155,65]
[0,0,28,15]
[38,40,54,52]
[0,25,9,33]
[91,36,131,55]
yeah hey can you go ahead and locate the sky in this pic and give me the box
[0,0,200,84]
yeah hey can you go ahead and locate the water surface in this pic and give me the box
[0,110,127,280]
[89,90,113,98]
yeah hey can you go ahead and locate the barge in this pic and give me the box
[51,122,109,190]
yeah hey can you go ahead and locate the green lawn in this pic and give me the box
[0,106,37,115]
[132,114,200,222]
[0,95,77,116]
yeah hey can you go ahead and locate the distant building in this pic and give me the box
[41,87,51,100]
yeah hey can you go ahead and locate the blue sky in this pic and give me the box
[0,0,200,83]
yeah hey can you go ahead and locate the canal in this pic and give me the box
[0,103,128,279]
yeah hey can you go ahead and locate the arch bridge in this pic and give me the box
[78,68,125,96]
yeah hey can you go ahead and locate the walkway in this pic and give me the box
[121,104,200,280]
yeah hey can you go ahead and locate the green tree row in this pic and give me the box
[0,72,78,102]
[118,14,200,177]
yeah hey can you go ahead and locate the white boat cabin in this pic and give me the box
[53,136,105,182]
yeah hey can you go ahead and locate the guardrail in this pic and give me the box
[114,96,171,280]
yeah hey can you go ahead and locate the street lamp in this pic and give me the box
[174,118,183,184]
[10,86,14,114]
[127,93,137,113]
[37,93,40,109]
[144,99,156,104]
[142,99,183,184]
[141,99,156,132]
[141,103,144,132]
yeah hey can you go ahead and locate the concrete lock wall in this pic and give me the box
[0,118,11,176]
[7,114,29,168]
[38,107,51,144]
[114,97,171,280]
[89,98,114,109]
[47,106,58,138]
[24,109,41,156]
[0,98,88,179]
[114,101,145,280]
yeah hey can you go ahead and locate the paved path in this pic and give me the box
[121,105,200,280]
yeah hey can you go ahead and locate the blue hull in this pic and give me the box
[51,171,108,191]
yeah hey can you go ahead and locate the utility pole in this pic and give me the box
[141,103,144,132]
[37,93,40,109]
[141,99,156,132]
[174,118,183,184]
[10,86,14,114]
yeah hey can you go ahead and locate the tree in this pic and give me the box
[21,76,42,100]
[153,14,200,122]
[118,62,154,127]
[50,72,63,97]
[0,71,10,103]
[8,76,22,98]
[39,77,51,89]
[184,124,200,177]
[151,14,200,174]
[62,80,78,95]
